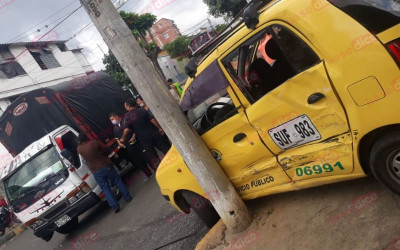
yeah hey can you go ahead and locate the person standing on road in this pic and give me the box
[109,112,153,182]
[122,98,171,170]
[136,97,153,117]
[167,79,183,98]
[77,133,132,213]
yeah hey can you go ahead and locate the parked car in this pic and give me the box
[156,0,400,227]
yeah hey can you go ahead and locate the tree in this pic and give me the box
[203,0,248,18]
[215,24,227,34]
[103,51,138,96]
[163,36,192,60]
[119,11,165,80]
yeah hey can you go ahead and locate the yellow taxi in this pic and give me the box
[156,0,400,227]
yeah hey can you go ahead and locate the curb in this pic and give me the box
[196,220,226,250]
[0,224,27,246]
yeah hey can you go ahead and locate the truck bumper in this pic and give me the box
[33,192,100,238]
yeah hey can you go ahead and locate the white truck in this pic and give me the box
[0,72,130,241]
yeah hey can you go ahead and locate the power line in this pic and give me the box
[7,0,79,43]
[11,5,83,63]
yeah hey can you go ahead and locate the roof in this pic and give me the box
[0,40,67,48]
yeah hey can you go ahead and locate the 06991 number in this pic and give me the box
[295,162,344,177]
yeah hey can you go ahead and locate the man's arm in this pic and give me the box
[151,118,164,135]
[120,128,131,143]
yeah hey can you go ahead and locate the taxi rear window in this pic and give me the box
[329,0,400,33]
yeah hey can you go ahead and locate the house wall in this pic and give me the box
[146,19,181,48]
[0,44,86,100]
[72,51,94,74]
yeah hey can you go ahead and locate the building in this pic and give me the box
[0,40,93,115]
[146,18,181,48]
[157,52,187,83]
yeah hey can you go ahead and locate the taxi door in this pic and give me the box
[181,61,291,198]
[221,22,353,183]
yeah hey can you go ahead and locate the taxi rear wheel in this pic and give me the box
[182,192,220,228]
[370,133,400,194]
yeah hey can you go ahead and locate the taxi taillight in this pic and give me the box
[387,38,400,68]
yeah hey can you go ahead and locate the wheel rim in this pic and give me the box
[387,150,400,181]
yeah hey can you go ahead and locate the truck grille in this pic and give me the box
[44,203,67,220]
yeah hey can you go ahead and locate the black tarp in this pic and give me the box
[0,72,127,157]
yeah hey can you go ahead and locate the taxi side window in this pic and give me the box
[222,24,320,102]
[187,90,238,136]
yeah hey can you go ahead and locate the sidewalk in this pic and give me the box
[196,178,400,250]
[0,224,26,246]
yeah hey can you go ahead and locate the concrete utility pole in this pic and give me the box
[80,0,252,232]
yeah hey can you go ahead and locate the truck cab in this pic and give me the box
[1,126,105,241]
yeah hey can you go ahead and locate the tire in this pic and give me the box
[370,132,400,194]
[0,228,4,236]
[182,192,220,228]
[55,217,78,234]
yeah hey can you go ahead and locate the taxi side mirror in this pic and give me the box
[243,1,263,30]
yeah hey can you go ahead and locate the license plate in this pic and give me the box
[54,215,71,227]
[268,115,321,150]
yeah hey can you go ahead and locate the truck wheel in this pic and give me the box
[0,228,4,236]
[55,217,78,234]
[370,132,400,194]
[182,192,220,228]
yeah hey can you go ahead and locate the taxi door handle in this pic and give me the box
[233,133,247,143]
[308,92,326,104]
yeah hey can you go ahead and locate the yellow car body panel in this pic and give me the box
[156,0,400,213]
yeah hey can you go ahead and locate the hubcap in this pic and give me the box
[389,150,400,180]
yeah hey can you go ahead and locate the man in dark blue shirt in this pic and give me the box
[109,113,153,181]
[121,99,171,170]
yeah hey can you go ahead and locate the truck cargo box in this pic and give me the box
[0,72,127,156]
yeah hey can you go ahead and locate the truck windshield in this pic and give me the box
[4,147,68,212]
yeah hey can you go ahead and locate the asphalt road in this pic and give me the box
[1,168,209,250]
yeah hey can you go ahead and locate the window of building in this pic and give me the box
[57,43,68,52]
[0,47,27,79]
[222,24,320,102]
[28,46,61,70]
[164,33,170,39]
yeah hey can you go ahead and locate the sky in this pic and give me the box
[0,0,223,159]
[0,0,223,71]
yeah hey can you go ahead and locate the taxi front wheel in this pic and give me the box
[182,192,220,228]
[370,132,400,194]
